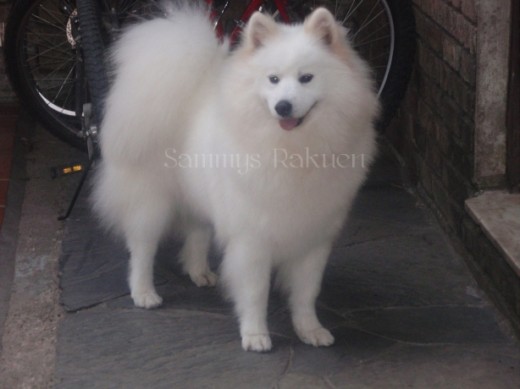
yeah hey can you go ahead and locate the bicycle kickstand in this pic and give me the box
[58,103,100,221]
[57,154,96,221]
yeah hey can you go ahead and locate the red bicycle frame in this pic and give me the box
[204,0,291,42]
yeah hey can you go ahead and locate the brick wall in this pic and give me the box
[391,0,478,237]
[391,0,520,327]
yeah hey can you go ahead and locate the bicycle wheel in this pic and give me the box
[286,0,416,129]
[4,0,85,148]
[4,0,160,150]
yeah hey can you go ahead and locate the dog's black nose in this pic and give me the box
[275,100,293,117]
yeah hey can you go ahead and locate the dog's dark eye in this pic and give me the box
[268,75,280,84]
[299,74,314,84]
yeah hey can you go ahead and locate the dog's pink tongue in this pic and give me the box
[279,118,299,131]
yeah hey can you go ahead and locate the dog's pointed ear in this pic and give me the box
[304,7,341,47]
[244,12,279,51]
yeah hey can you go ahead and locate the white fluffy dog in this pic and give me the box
[93,3,379,352]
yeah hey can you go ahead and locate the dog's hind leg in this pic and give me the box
[281,245,335,347]
[124,198,172,309]
[127,238,163,309]
[180,226,217,287]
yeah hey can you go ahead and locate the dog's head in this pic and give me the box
[241,8,352,131]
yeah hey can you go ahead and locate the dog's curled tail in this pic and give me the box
[100,3,225,163]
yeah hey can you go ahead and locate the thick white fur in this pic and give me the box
[93,4,379,352]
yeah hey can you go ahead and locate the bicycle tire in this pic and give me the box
[76,0,109,127]
[4,0,85,149]
[77,0,162,128]
[377,0,416,129]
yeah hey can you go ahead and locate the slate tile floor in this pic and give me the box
[55,144,520,388]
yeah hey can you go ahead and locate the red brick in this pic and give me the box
[447,0,461,10]
[414,6,477,87]
[446,0,477,23]
[414,0,476,53]
[442,36,462,71]
[458,49,476,86]
[460,0,477,23]
[418,44,475,117]
[415,11,443,54]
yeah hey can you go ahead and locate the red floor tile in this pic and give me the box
[0,104,18,230]
[0,153,12,179]
[0,104,20,116]
[0,130,15,154]
[0,180,8,206]
[0,154,12,180]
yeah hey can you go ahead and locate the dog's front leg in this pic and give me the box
[282,244,335,347]
[222,238,272,352]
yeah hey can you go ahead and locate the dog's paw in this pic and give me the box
[131,290,163,309]
[297,327,335,347]
[241,334,272,352]
[189,270,218,287]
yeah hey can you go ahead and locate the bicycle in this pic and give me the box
[4,0,415,149]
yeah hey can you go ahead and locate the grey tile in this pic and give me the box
[55,306,291,389]
[328,344,520,389]
[55,147,520,388]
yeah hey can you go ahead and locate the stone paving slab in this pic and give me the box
[54,146,520,388]
[0,121,84,388]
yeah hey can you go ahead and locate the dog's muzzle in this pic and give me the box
[275,100,316,131]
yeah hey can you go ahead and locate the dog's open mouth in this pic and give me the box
[279,117,303,131]
[278,102,317,131]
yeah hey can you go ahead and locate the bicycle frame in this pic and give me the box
[204,0,291,41]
